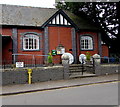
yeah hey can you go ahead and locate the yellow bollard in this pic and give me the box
[27,69,32,84]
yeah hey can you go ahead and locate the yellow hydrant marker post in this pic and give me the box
[27,69,32,84]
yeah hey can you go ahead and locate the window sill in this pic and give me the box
[81,49,94,51]
[22,49,42,52]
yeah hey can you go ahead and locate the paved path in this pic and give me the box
[1,74,118,95]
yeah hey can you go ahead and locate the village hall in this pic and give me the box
[1,4,109,65]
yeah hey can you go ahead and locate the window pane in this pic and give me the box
[31,39,33,49]
[85,45,88,49]
[81,36,93,50]
[85,39,88,49]
[34,39,37,49]
[25,39,28,49]
[88,40,91,49]
[29,38,32,49]
[81,45,84,49]
[23,34,39,50]
[81,40,84,49]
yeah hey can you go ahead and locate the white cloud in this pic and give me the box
[0,0,55,8]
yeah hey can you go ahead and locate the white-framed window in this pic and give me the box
[23,34,39,50]
[81,36,93,50]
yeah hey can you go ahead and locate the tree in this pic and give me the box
[56,2,120,56]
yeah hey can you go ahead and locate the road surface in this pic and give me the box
[2,81,118,105]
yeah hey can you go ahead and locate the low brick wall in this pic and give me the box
[95,64,119,75]
[1,66,64,86]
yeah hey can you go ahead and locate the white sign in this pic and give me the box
[57,48,65,55]
[61,48,65,54]
[16,62,24,68]
[57,50,61,55]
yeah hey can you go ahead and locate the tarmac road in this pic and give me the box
[2,81,118,105]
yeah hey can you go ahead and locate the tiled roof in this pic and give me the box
[64,10,99,30]
[1,4,99,30]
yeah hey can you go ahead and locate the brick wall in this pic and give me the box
[17,28,44,64]
[17,28,44,55]
[2,26,109,65]
[2,27,45,64]
[48,26,72,64]
[77,32,99,56]
[102,44,109,57]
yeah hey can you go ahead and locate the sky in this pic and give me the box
[0,0,55,8]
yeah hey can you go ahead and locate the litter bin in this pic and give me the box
[103,56,109,63]
[109,57,115,63]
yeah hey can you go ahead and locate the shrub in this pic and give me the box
[86,52,91,61]
[47,53,53,64]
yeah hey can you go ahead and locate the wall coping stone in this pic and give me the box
[101,64,120,66]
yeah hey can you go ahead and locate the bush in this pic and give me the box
[86,52,91,61]
[47,53,53,64]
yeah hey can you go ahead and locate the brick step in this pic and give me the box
[69,67,93,70]
[69,73,96,79]
[69,67,83,70]
[85,64,93,67]
[69,64,94,74]
[69,64,93,67]
[69,72,83,75]
[69,64,82,67]
[70,69,86,72]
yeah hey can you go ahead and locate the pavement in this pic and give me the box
[1,73,119,96]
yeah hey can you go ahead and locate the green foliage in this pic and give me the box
[56,2,120,54]
[86,52,91,61]
[56,2,118,38]
[47,53,53,64]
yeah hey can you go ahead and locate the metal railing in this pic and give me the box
[12,53,48,64]
[100,57,120,64]
[92,57,120,64]
[1,53,62,69]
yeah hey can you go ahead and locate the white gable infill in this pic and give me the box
[49,13,71,25]
[41,9,79,30]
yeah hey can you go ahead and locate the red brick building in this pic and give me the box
[1,4,109,64]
